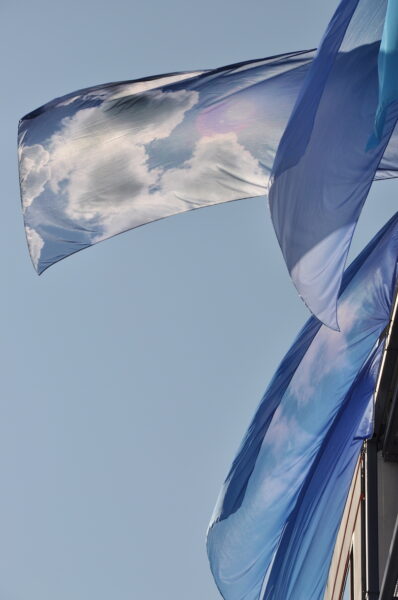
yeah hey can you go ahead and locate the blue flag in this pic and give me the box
[18,45,398,275]
[269,0,398,330]
[262,343,380,599]
[371,0,398,145]
[207,213,398,600]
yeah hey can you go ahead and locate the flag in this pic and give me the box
[371,0,398,145]
[269,0,398,330]
[18,45,398,275]
[262,344,381,599]
[207,213,398,600]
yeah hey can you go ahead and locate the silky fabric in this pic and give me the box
[372,0,398,144]
[19,46,398,275]
[207,213,398,600]
[269,0,398,329]
[262,344,380,600]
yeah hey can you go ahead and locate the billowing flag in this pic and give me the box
[262,344,381,599]
[18,45,398,275]
[269,0,398,330]
[371,0,398,145]
[18,51,310,274]
[207,213,398,600]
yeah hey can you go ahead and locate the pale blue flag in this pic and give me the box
[207,213,398,600]
[269,0,398,329]
[371,0,398,145]
[262,343,381,599]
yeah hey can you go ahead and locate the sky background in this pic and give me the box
[1,1,398,599]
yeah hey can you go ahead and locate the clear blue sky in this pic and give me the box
[1,1,397,599]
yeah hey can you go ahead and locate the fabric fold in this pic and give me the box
[269,0,398,329]
[18,43,398,276]
[207,212,398,600]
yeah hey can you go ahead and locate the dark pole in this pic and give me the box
[379,511,398,600]
[366,438,379,600]
[361,451,367,599]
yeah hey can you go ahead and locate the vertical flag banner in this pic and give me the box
[207,213,398,600]
[262,343,381,599]
[269,0,398,329]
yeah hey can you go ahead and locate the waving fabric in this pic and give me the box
[17,3,398,598]
[371,0,398,145]
[18,44,398,275]
[262,343,381,600]
[207,213,398,600]
[18,51,311,274]
[269,0,398,329]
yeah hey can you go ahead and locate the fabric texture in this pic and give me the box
[269,0,398,329]
[17,6,398,598]
[18,45,398,275]
[207,213,398,600]
[371,0,398,145]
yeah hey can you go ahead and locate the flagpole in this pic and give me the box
[369,280,398,599]
[365,438,379,600]
[379,512,398,600]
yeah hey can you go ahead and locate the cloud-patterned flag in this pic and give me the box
[207,212,398,600]
[269,0,398,330]
[18,45,398,275]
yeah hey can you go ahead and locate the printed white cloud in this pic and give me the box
[261,408,313,456]
[57,72,204,107]
[20,89,199,224]
[288,312,353,406]
[92,132,268,240]
[160,133,266,205]
[288,278,378,407]
[57,96,80,107]
[106,71,204,101]
[25,226,44,270]
[20,87,268,250]
[64,137,157,222]
[19,144,50,211]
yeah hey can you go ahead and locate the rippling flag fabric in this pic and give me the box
[262,344,381,600]
[269,0,398,330]
[207,213,398,600]
[18,51,310,274]
[372,0,398,145]
[18,44,398,275]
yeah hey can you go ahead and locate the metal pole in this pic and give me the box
[379,509,398,600]
[361,451,367,600]
[366,439,379,600]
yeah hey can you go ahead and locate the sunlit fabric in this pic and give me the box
[18,46,398,275]
[371,0,398,145]
[207,213,398,600]
[262,344,381,600]
[269,0,398,330]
